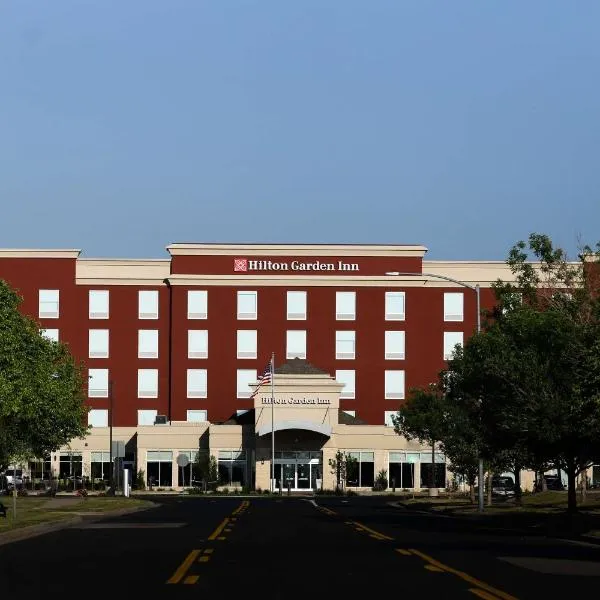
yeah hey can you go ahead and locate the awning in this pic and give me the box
[257,420,332,438]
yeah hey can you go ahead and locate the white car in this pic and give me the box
[2,469,24,487]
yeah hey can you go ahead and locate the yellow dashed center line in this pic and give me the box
[208,518,230,540]
[183,575,199,585]
[166,550,201,584]
[198,556,210,563]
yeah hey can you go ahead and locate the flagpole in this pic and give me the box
[270,352,275,493]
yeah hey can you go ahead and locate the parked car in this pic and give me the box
[492,476,515,497]
[1,469,23,487]
[535,475,565,491]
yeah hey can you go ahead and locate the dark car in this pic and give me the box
[492,476,515,497]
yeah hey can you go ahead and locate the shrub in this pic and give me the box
[373,470,389,492]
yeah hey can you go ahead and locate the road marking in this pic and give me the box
[198,556,210,563]
[203,549,214,554]
[232,500,250,515]
[408,549,518,600]
[425,565,444,572]
[166,550,201,584]
[183,576,199,585]
[469,588,503,600]
[396,549,412,556]
[349,520,394,541]
[208,518,230,540]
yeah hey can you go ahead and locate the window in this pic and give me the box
[385,331,405,360]
[385,370,405,399]
[138,409,158,426]
[237,291,257,320]
[41,328,59,342]
[237,369,257,398]
[39,290,59,319]
[91,451,111,482]
[385,291,405,321]
[336,370,355,399]
[188,290,207,319]
[287,291,307,320]
[138,290,159,319]
[444,292,464,322]
[89,290,109,319]
[89,329,109,358]
[138,369,159,398]
[336,291,356,320]
[59,452,82,479]
[146,450,172,487]
[187,369,207,398]
[335,331,355,359]
[443,331,463,360]
[420,451,447,488]
[138,330,159,359]
[187,410,208,423]
[88,369,109,397]
[177,450,199,487]
[286,330,307,359]
[88,409,108,428]
[218,450,247,487]
[384,411,397,427]
[388,452,419,489]
[237,330,257,359]
[188,330,208,359]
[346,451,374,488]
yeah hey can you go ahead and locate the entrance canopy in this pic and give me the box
[257,420,332,438]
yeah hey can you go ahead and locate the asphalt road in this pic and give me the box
[0,495,598,598]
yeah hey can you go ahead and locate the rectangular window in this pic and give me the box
[336,370,355,399]
[335,331,355,359]
[444,292,464,322]
[385,291,405,321]
[346,451,375,488]
[443,331,464,360]
[384,411,397,427]
[88,369,109,398]
[188,290,207,319]
[218,450,248,487]
[287,291,307,320]
[385,370,405,399]
[388,452,417,489]
[188,330,208,359]
[89,290,109,319]
[138,290,159,319]
[89,329,109,359]
[237,291,257,320]
[187,369,207,398]
[385,331,405,360]
[138,410,157,426]
[88,409,108,428]
[286,330,307,359]
[41,329,59,342]
[237,369,257,398]
[138,330,159,359]
[39,290,59,319]
[138,369,159,398]
[187,410,208,423]
[336,291,356,320]
[237,330,257,359]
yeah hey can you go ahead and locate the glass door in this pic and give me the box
[297,463,310,489]
[283,463,295,490]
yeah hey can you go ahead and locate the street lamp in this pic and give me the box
[385,271,484,513]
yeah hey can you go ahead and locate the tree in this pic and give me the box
[328,450,356,492]
[0,280,89,471]
[193,451,218,490]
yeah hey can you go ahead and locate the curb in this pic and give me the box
[0,502,158,547]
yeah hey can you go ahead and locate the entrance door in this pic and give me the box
[283,463,295,490]
[297,463,310,489]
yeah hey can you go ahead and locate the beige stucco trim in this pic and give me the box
[75,259,171,285]
[165,274,499,288]
[167,243,428,258]
[0,249,81,259]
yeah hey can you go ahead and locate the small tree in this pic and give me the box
[193,451,218,490]
[328,450,356,492]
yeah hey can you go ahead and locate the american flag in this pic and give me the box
[250,360,273,398]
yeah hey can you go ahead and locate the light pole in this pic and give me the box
[385,271,484,513]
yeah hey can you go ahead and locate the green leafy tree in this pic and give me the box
[193,451,218,490]
[0,280,89,471]
[328,450,356,491]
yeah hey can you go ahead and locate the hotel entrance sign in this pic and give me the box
[234,258,359,273]
[260,397,331,405]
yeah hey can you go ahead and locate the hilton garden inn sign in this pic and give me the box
[234,258,359,272]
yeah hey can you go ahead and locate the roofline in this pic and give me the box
[0,249,81,259]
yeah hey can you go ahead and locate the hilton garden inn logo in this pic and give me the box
[234,258,359,272]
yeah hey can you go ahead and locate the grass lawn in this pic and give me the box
[0,496,153,532]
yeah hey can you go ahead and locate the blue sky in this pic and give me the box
[1,1,599,259]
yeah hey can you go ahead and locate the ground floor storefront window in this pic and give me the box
[420,452,447,488]
[27,455,52,489]
[91,451,111,487]
[346,451,374,488]
[177,450,198,487]
[388,452,419,489]
[593,464,600,487]
[218,451,247,487]
[147,451,173,487]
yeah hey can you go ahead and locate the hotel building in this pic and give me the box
[0,243,547,491]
